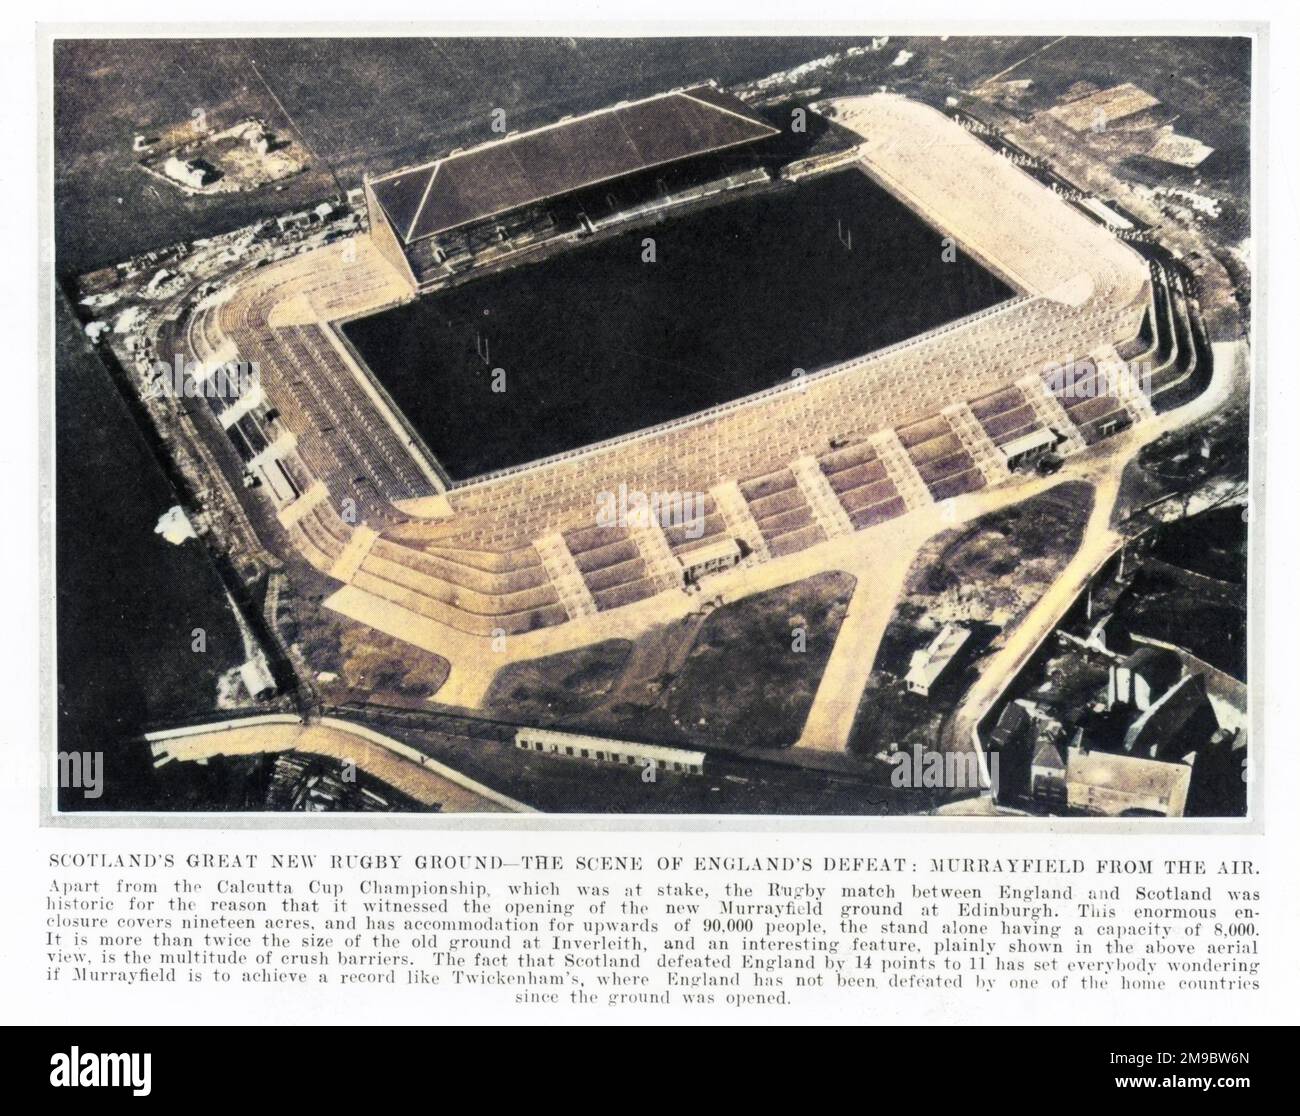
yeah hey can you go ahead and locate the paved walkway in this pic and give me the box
[942,340,1243,765]
[328,342,1242,744]
[940,470,1121,766]
[800,339,1242,756]
[796,475,1059,752]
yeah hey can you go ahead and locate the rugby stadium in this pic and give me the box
[180,87,1212,696]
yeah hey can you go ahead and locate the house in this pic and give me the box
[276,211,315,234]
[1001,428,1058,470]
[1030,737,1068,805]
[677,538,742,586]
[238,657,277,701]
[514,728,704,775]
[246,126,273,155]
[145,268,174,294]
[1186,727,1248,817]
[162,155,217,190]
[989,701,1032,752]
[1066,746,1193,817]
[988,701,1033,805]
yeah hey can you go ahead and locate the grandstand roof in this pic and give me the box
[368,84,779,245]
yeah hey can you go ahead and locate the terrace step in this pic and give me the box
[868,430,934,512]
[534,533,599,620]
[709,480,771,561]
[629,520,683,593]
[218,381,267,429]
[276,480,330,528]
[329,524,380,584]
[1095,346,1158,425]
[790,456,854,539]
[942,402,1010,485]
[246,430,298,473]
[1016,373,1086,456]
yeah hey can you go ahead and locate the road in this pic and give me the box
[795,471,1071,752]
[801,337,1243,758]
[147,715,531,812]
[940,339,1244,769]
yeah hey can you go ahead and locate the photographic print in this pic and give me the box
[49,33,1254,817]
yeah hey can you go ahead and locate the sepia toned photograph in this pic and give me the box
[49,32,1254,818]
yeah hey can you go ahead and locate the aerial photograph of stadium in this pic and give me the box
[48,33,1254,817]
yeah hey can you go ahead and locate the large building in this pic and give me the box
[364,84,779,289]
[182,91,1213,666]
[514,727,705,775]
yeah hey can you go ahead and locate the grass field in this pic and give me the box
[54,36,1252,276]
[53,36,881,275]
[345,169,1011,477]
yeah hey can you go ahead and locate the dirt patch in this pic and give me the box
[901,481,1094,632]
[851,482,1094,756]
[625,572,855,750]
[484,571,857,751]
[1118,395,1249,524]
[139,117,310,195]
[290,600,451,704]
[484,640,634,721]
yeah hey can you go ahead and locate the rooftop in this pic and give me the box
[1121,645,1184,693]
[369,84,779,245]
[906,623,972,689]
[1066,746,1192,817]
[1032,739,1067,772]
[1047,83,1163,132]
[1001,427,1058,459]
[1123,672,1218,759]
[677,537,743,570]
[516,727,706,766]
